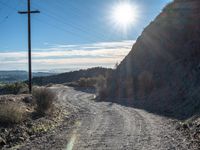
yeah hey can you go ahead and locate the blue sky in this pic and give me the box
[0,0,172,72]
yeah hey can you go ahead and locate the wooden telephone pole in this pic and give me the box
[18,0,40,93]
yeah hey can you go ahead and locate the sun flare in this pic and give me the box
[111,2,139,31]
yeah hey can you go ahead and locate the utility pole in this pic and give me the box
[18,0,40,93]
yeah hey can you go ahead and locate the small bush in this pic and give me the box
[33,88,56,115]
[0,103,25,124]
[95,75,108,99]
[78,77,97,87]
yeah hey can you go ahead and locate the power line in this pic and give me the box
[1,0,138,44]
[0,0,23,24]
[30,1,111,42]
[0,0,18,11]
[34,9,105,43]
[0,15,9,24]
[0,0,9,12]
[1,0,123,43]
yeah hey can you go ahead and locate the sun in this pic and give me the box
[111,2,139,31]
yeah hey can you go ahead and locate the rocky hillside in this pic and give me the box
[32,67,112,86]
[103,0,200,119]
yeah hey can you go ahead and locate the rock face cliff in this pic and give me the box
[103,0,200,118]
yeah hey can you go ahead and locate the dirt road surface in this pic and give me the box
[20,86,189,150]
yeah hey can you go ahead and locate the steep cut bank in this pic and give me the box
[102,0,200,119]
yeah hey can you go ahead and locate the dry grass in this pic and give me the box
[0,102,25,124]
[78,77,96,87]
[33,87,56,115]
[95,75,108,99]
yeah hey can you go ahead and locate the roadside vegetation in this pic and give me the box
[0,87,57,125]
[0,102,25,124]
[33,87,56,115]
[67,75,109,99]
[0,82,28,95]
[0,86,66,149]
[75,75,106,88]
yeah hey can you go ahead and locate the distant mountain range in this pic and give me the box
[0,67,113,85]
[32,67,113,86]
[0,71,54,83]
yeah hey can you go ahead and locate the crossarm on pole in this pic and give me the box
[18,10,40,14]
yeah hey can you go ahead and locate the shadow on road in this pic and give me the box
[69,86,199,120]
[72,87,96,94]
[96,97,199,121]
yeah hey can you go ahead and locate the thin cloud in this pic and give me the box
[0,40,135,71]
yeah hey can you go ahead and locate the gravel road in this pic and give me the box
[20,86,190,150]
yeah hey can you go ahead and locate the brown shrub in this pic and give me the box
[33,87,56,115]
[77,77,97,87]
[95,75,108,99]
[0,103,25,124]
